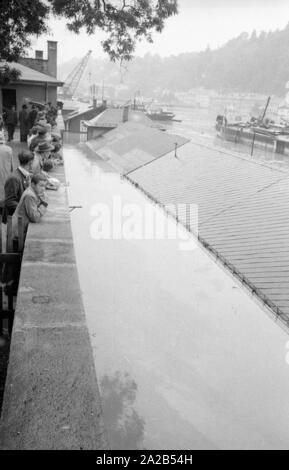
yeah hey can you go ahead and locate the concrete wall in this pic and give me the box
[0,164,108,450]
[66,106,105,133]
[87,127,112,140]
[67,118,86,133]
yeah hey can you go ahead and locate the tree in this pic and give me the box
[0,0,50,83]
[51,0,178,61]
[0,0,178,83]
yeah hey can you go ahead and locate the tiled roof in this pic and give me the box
[64,105,105,122]
[126,142,289,328]
[0,62,63,85]
[85,108,161,129]
[85,108,123,128]
[86,122,189,173]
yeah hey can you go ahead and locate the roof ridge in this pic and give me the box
[0,61,63,84]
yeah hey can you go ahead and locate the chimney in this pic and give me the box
[47,40,57,78]
[35,50,43,59]
[123,105,129,122]
[92,98,97,109]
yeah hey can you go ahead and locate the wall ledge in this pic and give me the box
[0,165,108,450]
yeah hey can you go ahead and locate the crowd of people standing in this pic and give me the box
[0,102,58,142]
[0,101,62,248]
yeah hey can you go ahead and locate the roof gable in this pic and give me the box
[0,62,63,85]
[64,105,105,122]
[85,108,161,129]
[86,122,189,173]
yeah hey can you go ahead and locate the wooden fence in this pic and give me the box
[0,216,24,336]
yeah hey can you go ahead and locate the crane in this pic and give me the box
[61,50,92,99]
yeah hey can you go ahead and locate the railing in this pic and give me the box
[0,216,25,336]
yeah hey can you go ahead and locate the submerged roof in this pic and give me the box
[86,122,189,173]
[85,108,161,129]
[0,62,63,86]
[64,105,105,122]
[126,142,289,328]
[85,107,122,128]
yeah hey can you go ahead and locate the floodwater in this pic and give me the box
[166,107,289,172]
[65,143,289,450]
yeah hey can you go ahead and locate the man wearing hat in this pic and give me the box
[29,124,53,152]
[0,132,14,210]
[33,141,55,173]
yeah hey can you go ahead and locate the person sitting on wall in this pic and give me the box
[12,173,48,241]
[3,150,34,223]
[19,104,30,142]
[4,106,18,142]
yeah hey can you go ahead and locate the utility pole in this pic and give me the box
[174,143,178,158]
[261,96,271,122]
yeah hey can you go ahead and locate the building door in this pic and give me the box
[2,89,17,111]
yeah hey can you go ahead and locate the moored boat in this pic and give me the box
[146,108,175,121]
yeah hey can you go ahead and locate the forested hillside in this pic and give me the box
[59,24,289,97]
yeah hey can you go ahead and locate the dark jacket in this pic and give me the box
[3,168,30,223]
[28,109,38,129]
[5,109,18,126]
[19,110,30,134]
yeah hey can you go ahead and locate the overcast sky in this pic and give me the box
[31,0,289,63]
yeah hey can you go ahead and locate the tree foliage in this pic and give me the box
[0,0,49,62]
[0,64,21,85]
[0,0,49,83]
[51,0,178,62]
[0,0,178,83]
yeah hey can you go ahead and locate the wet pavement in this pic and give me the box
[65,143,289,450]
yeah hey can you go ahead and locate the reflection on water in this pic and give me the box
[101,372,145,450]
[65,124,289,449]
